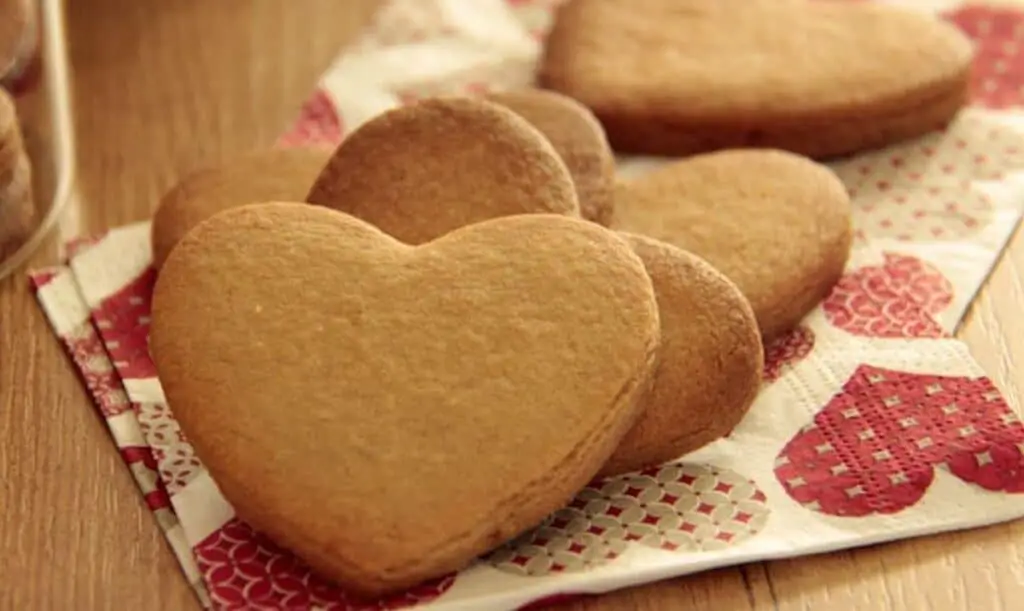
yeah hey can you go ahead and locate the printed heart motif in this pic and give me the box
[945,6,1024,109]
[92,266,159,381]
[823,253,953,338]
[539,0,974,158]
[763,326,815,384]
[486,462,770,576]
[150,204,661,597]
[775,365,1024,517]
[194,518,456,610]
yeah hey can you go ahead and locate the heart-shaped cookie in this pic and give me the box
[306,97,580,245]
[151,147,332,269]
[600,234,763,476]
[613,149,853,340]
[486,89,616,226]
[539,0,974,158]
[150,203,660,596]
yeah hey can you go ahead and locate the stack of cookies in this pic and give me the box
[0,85,32,258]
[0,0,36,258]
[147,0,974,599]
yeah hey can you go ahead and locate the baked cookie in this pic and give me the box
[0,87,23,182]
[539,0,973,159]
[151,204,660,597]
[306,97,580,244]
[486,89,615,226]
[0,153,33,257]
[601,234,762,476]
[0,86,32,257]
[0,0,36,89]
[612,149,853,340]
[150,147,332,269]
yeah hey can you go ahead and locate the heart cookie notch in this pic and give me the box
[150,203,661,596]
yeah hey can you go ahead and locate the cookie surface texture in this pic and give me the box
[305,97,580,244]
[539,0,973,158]
[601,234,762,476]
[150,204,660,597]
[612,149,853,340]
[150,147,332,270]
[0,87,32,257]
[486,89,615,226]
[0,153,33,257]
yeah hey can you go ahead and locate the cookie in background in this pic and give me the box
[306,97,580,244]
[486,89,615,226]
[539,0,974,159]
[612,149,854,341]
[150,147,332,270]
[0,86,33,259]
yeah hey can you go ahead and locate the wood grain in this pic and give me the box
[0,1,1021,609]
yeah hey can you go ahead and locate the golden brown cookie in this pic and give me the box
[486,89,615,226]
[151,204,660,597]
[0,152,34,257]
[150,147,332,270]
[305,97,580,245]
[600,234,762,476]
[539,0,973,159]
[0,87,25,186]
[612,149,853,340]
[0,87,32,257]
[0,0,35,87]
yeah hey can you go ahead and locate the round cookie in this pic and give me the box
[601,234,763,477]
[539,0,973,159]
[612,149,853,340]
[151,205,660,597]
[486,89,615,226]
[305,97,580,245]
[150,147,332,269]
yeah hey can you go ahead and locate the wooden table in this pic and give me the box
[1,1,1022,609]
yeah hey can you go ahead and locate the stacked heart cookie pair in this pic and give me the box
[148,93,777,597]
[148,0,977,598]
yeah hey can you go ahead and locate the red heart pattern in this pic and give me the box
[946,6,1024,109]
[763,326,816,384]
[276,88,344,149]
[92,267,159,381]
[194,519,456,610]
[823,253,953,338]
[775,365,1024,517]
[486,463,769,576]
